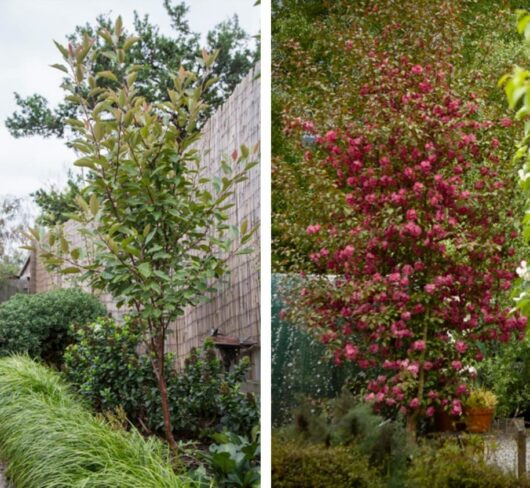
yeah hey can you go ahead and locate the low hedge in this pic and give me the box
[271,437,384,488]
[0,355,196,487]
[0,288,106,365]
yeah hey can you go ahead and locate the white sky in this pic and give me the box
[0,0,259,201]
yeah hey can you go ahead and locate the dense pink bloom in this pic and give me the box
[295,53,525,422]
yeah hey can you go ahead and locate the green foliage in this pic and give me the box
[63,317,158,420]
[281,393,414,486]
[0,288,105,365]
[201,429,260,487]
[167,339,259,438]
[271,438,385,488]
[32,174,82,227]
[64,319,259,439]
[465,388,497,409]
[5,3,257,139]
[408,438,530,488]
[480,329,530,417]
[0,355,197,487]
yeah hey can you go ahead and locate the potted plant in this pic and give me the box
[464,388,497,433]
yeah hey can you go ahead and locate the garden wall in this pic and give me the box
[30,65,261,383]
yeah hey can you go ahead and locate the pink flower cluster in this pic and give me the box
[298,53,525,418]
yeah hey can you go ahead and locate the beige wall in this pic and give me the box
[31,65,260,381]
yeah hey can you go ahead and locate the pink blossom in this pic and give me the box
[451,399,463,416]
[500,117,513,127]
[409,398,420,409]
[344,40,353,51]
[306,224,321,235]
[325,130,337,143]
[411,340,426,352]
[423,361,433,371]
[451,360,462,371]
[424,284,436,294]
[407,363,419,376]
[456,384,468,396]
[388,273,401,283]
[406,209,418,221]
[455,341,468,354]
[426,406,436,417]
[404,222,422,237]
[344,343,358,360]
[427,390,439,400]
[411,64,423,75]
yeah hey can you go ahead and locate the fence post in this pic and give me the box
[515,419,527,478]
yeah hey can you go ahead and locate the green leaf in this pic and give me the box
[137,263,152,278]
[89,194,99,215]
[53,40,69,58]
[96,71,118,82]
[50,63,68,74]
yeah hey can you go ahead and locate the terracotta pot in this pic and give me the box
[434,410,464,432]
[465,407,495,433]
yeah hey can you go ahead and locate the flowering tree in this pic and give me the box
[292,53,527,435]
[27,18,257,451]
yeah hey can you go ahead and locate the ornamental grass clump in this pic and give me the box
[0,355,196,488]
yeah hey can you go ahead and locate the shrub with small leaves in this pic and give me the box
[0,288,105,366]
[272,437,384,488]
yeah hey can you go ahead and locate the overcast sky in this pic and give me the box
[0,0,259,204]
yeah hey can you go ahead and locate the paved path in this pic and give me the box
[0,464,11,488]
[487,433,530,475]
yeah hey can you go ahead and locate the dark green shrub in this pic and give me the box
[271,438,384,488]
[408,439,530,488]
[0,355,195,487]
[480,329,530,418]
[0,288,106,365]
[64,318,259,439]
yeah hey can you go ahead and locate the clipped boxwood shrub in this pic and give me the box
[64,317,259,439]
[0,288,106,365]
[271,438,384,488]
[0,355,194,487]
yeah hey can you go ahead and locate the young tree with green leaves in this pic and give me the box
[28,17,257,452]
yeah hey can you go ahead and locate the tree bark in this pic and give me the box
[152,337,178,454]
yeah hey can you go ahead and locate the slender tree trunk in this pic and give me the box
[152,336,178,454]
[407,321,430,442]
